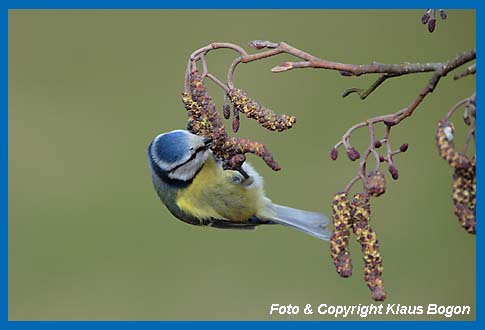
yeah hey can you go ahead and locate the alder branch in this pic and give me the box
[181,37,475,302]
[183,40,475,182]
[186,39,475,99]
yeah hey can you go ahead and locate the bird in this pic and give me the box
[147,129,331,240]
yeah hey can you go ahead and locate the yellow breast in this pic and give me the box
[176,157,265,222]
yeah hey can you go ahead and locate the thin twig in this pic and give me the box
[446,95,475,120]
[462,128,476,155]
[343,175,361,194]
[205,73,229,92]
[454,63,476,80]
[384,126,393,167]
[342,73,398,99]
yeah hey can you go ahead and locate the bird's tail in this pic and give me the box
[264,203,332,240]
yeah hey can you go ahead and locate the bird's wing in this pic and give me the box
[206,219,257,230]
[203,216,276,230]
[174,208,259,230]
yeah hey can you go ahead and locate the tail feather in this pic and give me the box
[268,203,331,240]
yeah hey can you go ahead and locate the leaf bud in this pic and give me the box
[331,148,339,160]
[399,143,409,152]
[388,165,399,180]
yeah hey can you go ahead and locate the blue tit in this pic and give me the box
[147,129,331,240]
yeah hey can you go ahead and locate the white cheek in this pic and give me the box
[168,150,209,181]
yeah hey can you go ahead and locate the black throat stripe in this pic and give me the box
[148,141,209,188]
[170,144,208,172]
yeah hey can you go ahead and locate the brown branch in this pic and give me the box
[183,40,475,181]
[187,40,473,102]
[269,45,475,77]
[186,40,475,105]
[187,40,475,116]
[332,54,475,192]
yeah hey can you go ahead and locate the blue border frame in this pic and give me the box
[2,1,480,9]
[3,1,480,329]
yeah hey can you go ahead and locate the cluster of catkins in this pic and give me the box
[330,191,386,301]
[182,71,295,171]
[421,9,447,33]
[227,88,296,132]
[436,119,476,234]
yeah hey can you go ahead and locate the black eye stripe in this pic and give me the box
[170,145,208,172]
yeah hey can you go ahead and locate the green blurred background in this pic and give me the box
[8,10,476,320]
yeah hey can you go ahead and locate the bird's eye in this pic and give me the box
[189,147,194,151]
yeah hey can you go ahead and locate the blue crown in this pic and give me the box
[152,131,189,163]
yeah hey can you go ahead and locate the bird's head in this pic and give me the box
[148,130,212,181]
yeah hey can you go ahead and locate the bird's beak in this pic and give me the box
[203,137,214,148]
